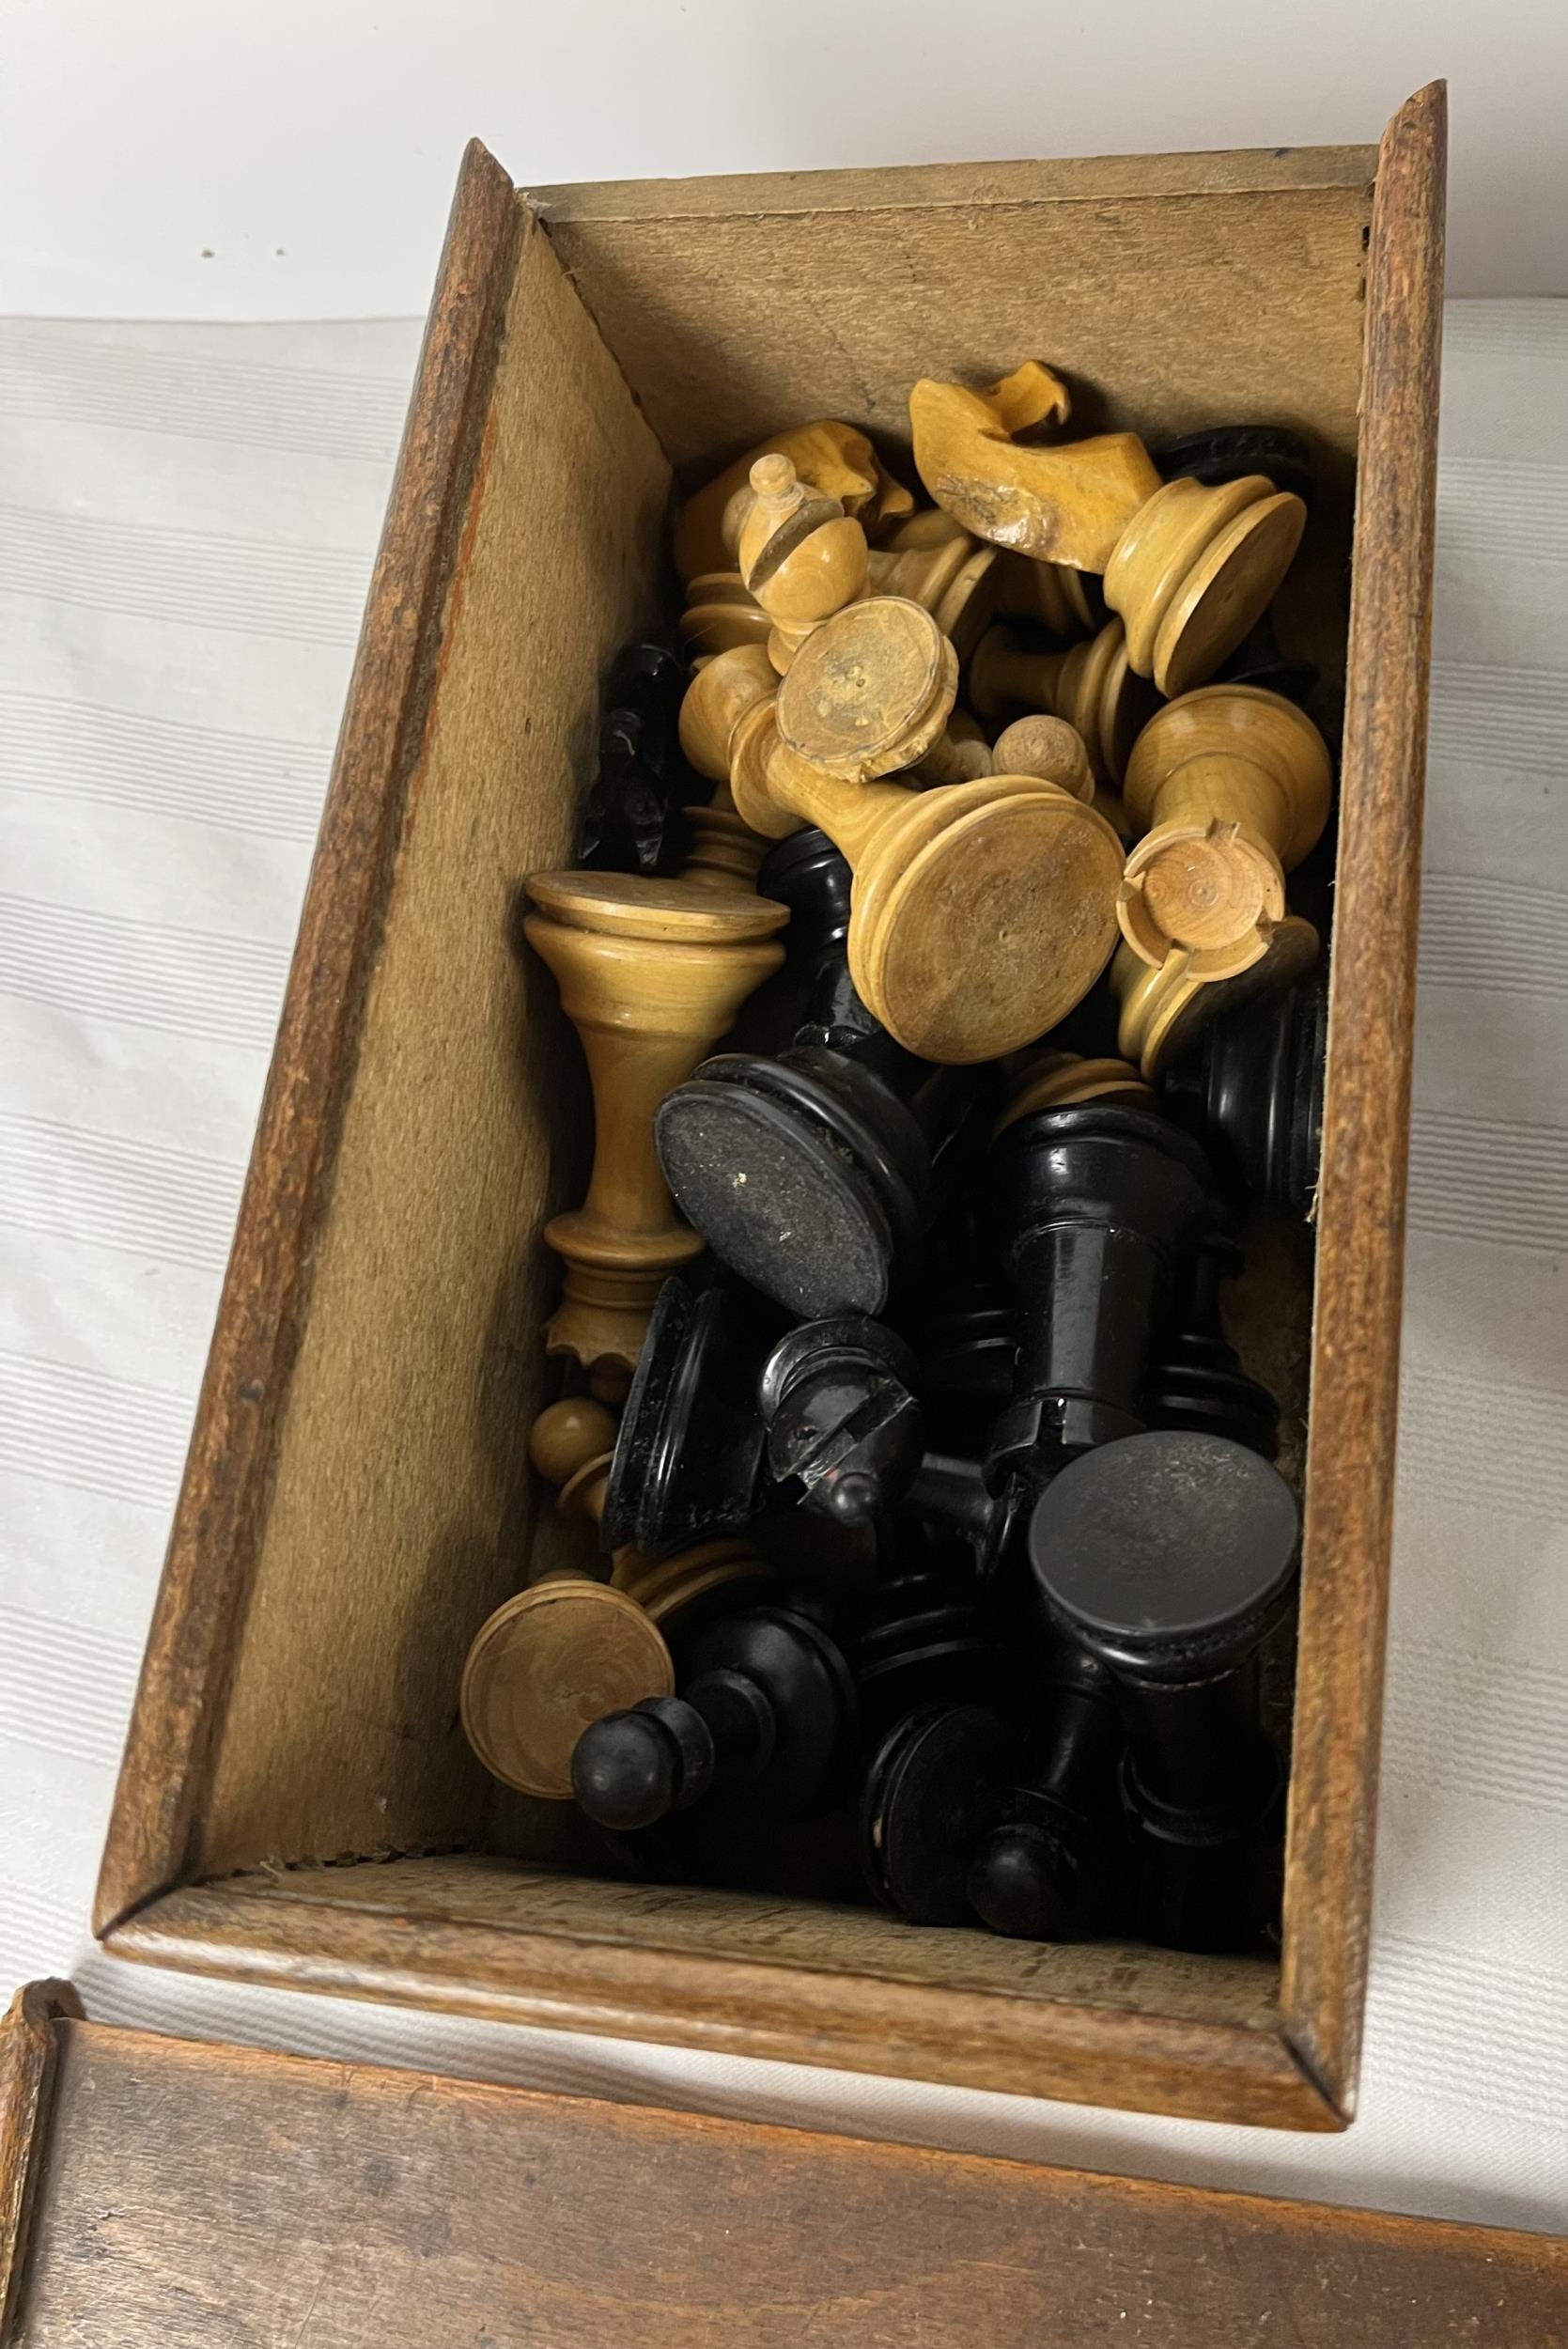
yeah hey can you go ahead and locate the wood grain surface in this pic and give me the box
[0,1981,82,2341]
[1283,79,1449,2123]
[93,141,522,1937]
[10,2008,1566,2348]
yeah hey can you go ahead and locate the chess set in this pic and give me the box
[459,366,1334,1958]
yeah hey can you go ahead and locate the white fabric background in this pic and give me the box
[1,303,1564,2238]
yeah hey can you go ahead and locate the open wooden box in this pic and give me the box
[96,85,1445,2131]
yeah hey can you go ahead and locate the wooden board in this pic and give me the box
[5,1988,1565,2349]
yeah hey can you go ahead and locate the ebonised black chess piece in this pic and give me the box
[1162,970,1328,1215]
[1153,425,1315,510]
[1216,614,1320,710]
[842,1553,1010,1737]
[1141,1234,1281,1460]
[967,1641,1128,1941]
[860,1702,1021,1925]
[1029,1428,1299,1952]
[601,1276,923,1557]
[904,1187,1016,1456]
[655,829,969,1318]
[986,1104,1211,1496]
[577,643,695,876]
[570,1604,857,1832]
[902,1451,1012,1579]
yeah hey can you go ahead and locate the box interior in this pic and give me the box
[193,153,1375,2040]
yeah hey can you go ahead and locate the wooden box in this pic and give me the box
[7,1981,1566,2346]
[95,86,1446,2131]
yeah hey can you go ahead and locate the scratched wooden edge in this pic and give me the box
[528,144,1380,224]
[0,1983,84,2345]
[25,2006,1568,2287]
[102,1885,1334,2128]
[1281,81,1448,2120]
[91,139,523,1942]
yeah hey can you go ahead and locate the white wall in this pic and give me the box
[2,0,1564,319]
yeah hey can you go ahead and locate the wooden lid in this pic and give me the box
[6,1983,1565,2347]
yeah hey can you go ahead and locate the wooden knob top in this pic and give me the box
[673,420,888,582]
[525,868,788,947]
[776,597,958,780]
[529,1396,618,1488]
[460,1581,674,1799]
[991,715,1094,803]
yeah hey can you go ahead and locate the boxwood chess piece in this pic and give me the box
[656,828,966,1318]
[1029,1428,1298,1952]
[970,618,1158,790]
[522,869,787,1394]
[1110,915,1320,1081]
[968,1641,1127,1941]
[1162,966,1329,1214]
[713,608,1124,1063]
[571,1605,858,1832]
[1141,1234,1281,1460]
[1117,685,1332,982]
[986,1102,1211,1495]
[910,362,1307,692]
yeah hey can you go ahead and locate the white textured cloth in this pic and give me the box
[1,305,1564,2238]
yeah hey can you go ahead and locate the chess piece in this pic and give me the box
[674,421,909,583]
[986,1102,1211,1493]
[970,619,1158,789]
[679,571,772,661]
[577,643,694,878]
[906,1188,1016,1455]
[1118,686,1332,979]
[911,365,1307,693]
[1162,965,1329,1214]
[1155,423,1315,510]
[1029,1429,1298,1951]
[909,360,1159,570]
[994,1047,1154,1133]
[656,828,964,1317]
[864,511,999,659]
[571,1604,857,1831]
[988,715,1094,803]
[601,1275,924,1556]
[460,1569,675,1801]
[902,1450,1012,1578]
[1110,915,1320,1081]
[991,547,1100,637]
[968,1641,1127,1940]
[523,870,788,1393]
[843,1556,1008,1736]
[720,610,1124,1064]
[861,1702,1022,1924]
[528,1393,621,1564]
[1141,1234,1280,1459]
[737,454,870,672]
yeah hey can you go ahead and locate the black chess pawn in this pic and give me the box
[1029,1428,1299,1952]
[986,1103,1211,1497]
[1153,425,1315,510]
[860,1702,1022,1925]
[601,1276,923,1558]
[577,643,695,876]
[1162,970,1328,1215]
[571,1604,857,1832]
[968,1641,1128,1941]
[655,829,969,1318]
[1141,1234,1281,1460]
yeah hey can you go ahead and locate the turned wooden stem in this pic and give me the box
[524,873,787,1386]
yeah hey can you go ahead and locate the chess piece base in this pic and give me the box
[460,1580,674,1800]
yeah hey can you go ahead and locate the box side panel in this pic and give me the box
[193,214,672,1877]
[107,1872,1327,2127]
[1285,84,1448,2117]
[541,181,1373,485]
[95,144,521,1937]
